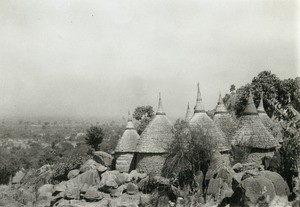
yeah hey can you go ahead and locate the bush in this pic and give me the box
[85,126,104,151]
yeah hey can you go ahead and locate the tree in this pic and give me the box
[85,126,104,151]
[133,106,154,121]
[230,84,236,92]
[232,71,299,118]
[162,119,217,193]
[133,106,154,135]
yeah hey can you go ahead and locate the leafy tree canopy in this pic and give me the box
[85,126,104,151]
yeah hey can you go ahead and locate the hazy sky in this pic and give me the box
[0,0,299,121]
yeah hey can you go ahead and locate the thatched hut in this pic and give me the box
[213,92,238,144]
[257,92,283,144]
[189,84,230,159]
[114,112,140,172]
[232,92,279,164]
[136,93,174,175]
[185,102,193,122]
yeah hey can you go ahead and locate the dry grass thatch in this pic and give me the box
[136,114,174,153]
[115,128,140,153]
[232,114,279,149]
[189,112,230,152]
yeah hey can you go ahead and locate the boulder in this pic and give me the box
[232,163,243,173]
[12,170,26,184]
[68,169,101,189]
[259,171,290,197]
[93,151,113,168]
[97,165,107,173]
[126,183,139,195]
[64,186,80,200]
[80,159,102,173]
[83,187,104,201]
[241,175,276,206]
[115,172,130,186]
[140,194,151,207]
[37,164,52,175]
[108,194,140,207]
[38,184,53,197]
[53,182,67,194]
[206,166,234,205]
[67,169,80,179]
[130,170,147,181]
[99,171,118,193]
[110,184,127,197]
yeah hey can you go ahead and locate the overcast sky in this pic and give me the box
[0,0,299,121]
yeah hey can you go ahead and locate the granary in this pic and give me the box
[232,91,279,164]
[257,92,283,143]
[114,111,140,172]
[185,102,193,122]
[213,92,238,144]
[135,93,174,175]
[189,84,230,156]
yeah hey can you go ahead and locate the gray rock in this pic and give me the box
[126,183,138,195]
[110,184,127,198]
[67,169,80,179]
[241,175,276,206]
[64,187,80,200]
[259,171,290,197]
[129,170,147,181]
[12,170,25,184]
[83,187,104,201]
[68,169,101,189]
[93,151,113,168]
[80,159,101,173]
[232,163,243,173]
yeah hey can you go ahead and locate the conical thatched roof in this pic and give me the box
[287,94,300,120]
[257,92,283,143]
[213,92,238,144]
[233,92,279,149]
[115,111,140,153]
[185,102,192,121]
[189,85,230,152]
[136,93,174,153]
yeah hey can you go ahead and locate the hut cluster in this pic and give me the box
[114,84,296,175]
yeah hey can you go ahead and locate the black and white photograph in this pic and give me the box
[0,0,299,206]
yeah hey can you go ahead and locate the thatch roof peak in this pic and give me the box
[232,114,279,149]
[136,113,173,153]
[156,92,166,115]
[190,112,230,152]
[185,102,192,121]
[257,92,266,114]
[215,92,228,115]
[126,111,135,129]
[243,91,258,115]
[115,112,140,153]
[194,83,205,113]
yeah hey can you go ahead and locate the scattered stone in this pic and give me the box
[127,183,138,195]
[97,165,107,173]
[259,170,290,197]
[80,159,101,173]
[110,184,127,198]
[67,169,80,179]
[139,194,151,207]
[64,187,80,200]
[12,170,26,184]
[53,182,67,194]
[83,187,104,202]
[130,170,147,181]
[93,151,113,168]
[241,175,276,206]
[80,183,90,193]
[232,163,243,173]
[115,172,130,186]
[68,169,101,189]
